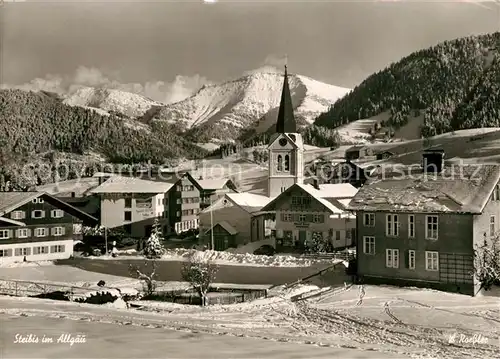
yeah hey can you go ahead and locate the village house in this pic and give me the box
[261,182,358,252]
[315,160,378,188]
[199,192,272,250]
[89,176,173,238]
[347,150,500,296]
[196,178,238,211]
[0,191,98,264]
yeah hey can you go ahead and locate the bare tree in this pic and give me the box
[129,260,158,297]
[180,254,218,306]
[474,237,500,291]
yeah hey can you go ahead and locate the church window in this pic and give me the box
[284,155,290,171]
[277,155,283,171]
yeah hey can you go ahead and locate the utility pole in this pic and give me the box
[104,226,108,256]
[210,197,214,250]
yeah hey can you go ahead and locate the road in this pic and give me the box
[59,258,345,286]
[0,314,401,359]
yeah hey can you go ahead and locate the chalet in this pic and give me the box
[0,191,98,264]
[315,161,378,188]
[89,176,173,238]
[345,146,372,161]
[261,182,357,252]
[199,192,272,250]
[347,150,500,296]
[196,178,238,211]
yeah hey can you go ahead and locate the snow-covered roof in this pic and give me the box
[316,184,358,199]
[226,192,273,212]
[197,178,231,190]
[92,172,118,178]
[205,221,238,235]
[89,176,173,194]
[296,184,345,214]
[348,164,500,214]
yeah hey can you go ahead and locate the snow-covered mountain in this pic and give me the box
[154,72,350,134]
[63,87,162,118]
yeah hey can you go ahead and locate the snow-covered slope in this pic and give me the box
[64,87,162,118]
[154,72,350,134]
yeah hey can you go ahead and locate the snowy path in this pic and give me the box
[0,314,396,359]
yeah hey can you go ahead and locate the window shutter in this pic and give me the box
[405,250,410,268]
[50,227,55,235]
[7,229,12,238]
[41,210,45,218]
[26,229,31,237]
[26,248,31,256]
[15,248,20,256]
[385,249,391,267]
[60,245,65,252]
[6,249,12,257]
[31,210,36,218]
[306,214,313,222]
[50,245,56,253]
[61,227,66,235]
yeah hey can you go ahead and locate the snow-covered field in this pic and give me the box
[1,284,498,358]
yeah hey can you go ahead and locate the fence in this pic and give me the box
[0,279,91,300]
[299,251,355,262]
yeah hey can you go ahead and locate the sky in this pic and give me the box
[1,0,499,103]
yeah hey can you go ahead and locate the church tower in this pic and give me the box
[267,65,304,198]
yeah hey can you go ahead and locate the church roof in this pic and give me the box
[275,65,296,134]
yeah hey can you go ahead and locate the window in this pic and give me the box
[281,187,286,193]
[408,250,415,269]
[124,211,132,221]
[335,230,341,241]
[386,249,399,268]
[16,229,29,238]
[15,248,30,256]
[50,209,64,218]
[11,211,26,220]
[0,249,12,257]
[363,236,375,255]
[490,216,496,237]
[363,213,375,227]
[0,230,10,239]
[298,214,306,222]
[282,213,292,222]
[408,215,415,238]
[493,184,500,201]
[425,251,439,271]
[177,185,182,191]
[32,198,44,204]
[31,210,45,219]
[386,214,399,236]
[33,246,48,255]
[34,228,47,237]
[176,211,180,217]
[425,215,438,240]
[284,155,290,171]
[176,198,181,204]
[277,155,283,171]
[125,198,132,208]
[50,245,65,253]
[158,198,162,205]
[312,214,321,223]
[52,227,64,236]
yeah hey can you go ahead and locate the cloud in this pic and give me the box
[1,66,211,105]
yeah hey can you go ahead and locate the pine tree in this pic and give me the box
[143,218,165,259]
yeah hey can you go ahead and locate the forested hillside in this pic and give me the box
[315,32,500,136]
[0,90,207,188]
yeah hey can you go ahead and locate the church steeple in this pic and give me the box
[275,65,296,133]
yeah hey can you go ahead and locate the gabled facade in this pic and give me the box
[348,158,500,296]
[197,178,238,210]
[166,173,203,234]
[261,183,357,252]
[199,192,273,250]
[0,191,99,264]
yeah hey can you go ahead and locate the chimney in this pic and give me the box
[422,149,445,173]
[313,179,320,190]
[71,192,76,198]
